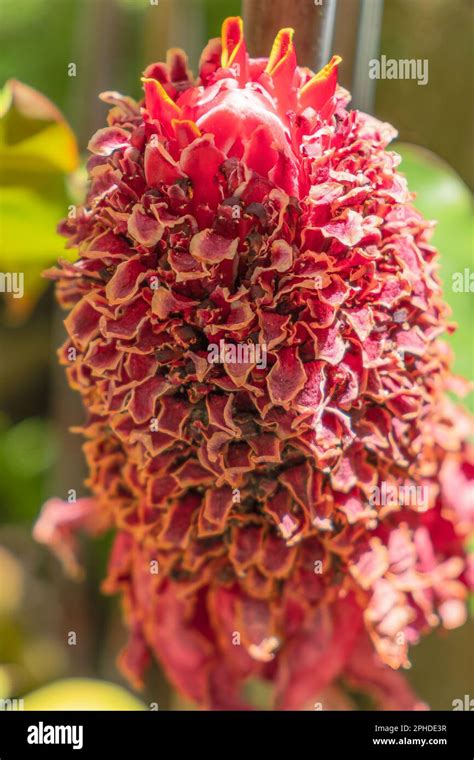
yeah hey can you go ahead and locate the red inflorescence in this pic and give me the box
[36,17,473,709]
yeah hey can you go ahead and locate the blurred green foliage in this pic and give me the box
[0,79,79,318]
[204,0,240,37]
[379,0,474,190]
[0,415,56,522]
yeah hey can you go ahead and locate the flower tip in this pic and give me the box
[299,54,343,112]
[326,54,343,74]
[221,15,245,69]
[221,14,243,34]
[141,76,181,123]
[265,27,296,76]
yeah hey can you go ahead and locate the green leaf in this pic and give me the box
[0,79,78,174]
[0,80,79,320]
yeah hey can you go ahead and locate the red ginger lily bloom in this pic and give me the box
[36,16,473,710]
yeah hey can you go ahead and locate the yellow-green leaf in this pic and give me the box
[0,80,79,321]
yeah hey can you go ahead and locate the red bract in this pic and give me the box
[36,17,473,709]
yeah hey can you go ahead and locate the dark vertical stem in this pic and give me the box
[67,0,123,149]
[351,0,384,111]
[143,0,206,74]
[317,0,338,69]
[333,0,362,92]
[243,0,338,70]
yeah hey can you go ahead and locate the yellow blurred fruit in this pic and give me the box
[23,678,146,710]
[0,546,24,614]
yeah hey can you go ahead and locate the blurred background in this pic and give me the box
[0,0,472,710]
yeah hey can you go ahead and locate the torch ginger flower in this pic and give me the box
[36,17,473,710]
